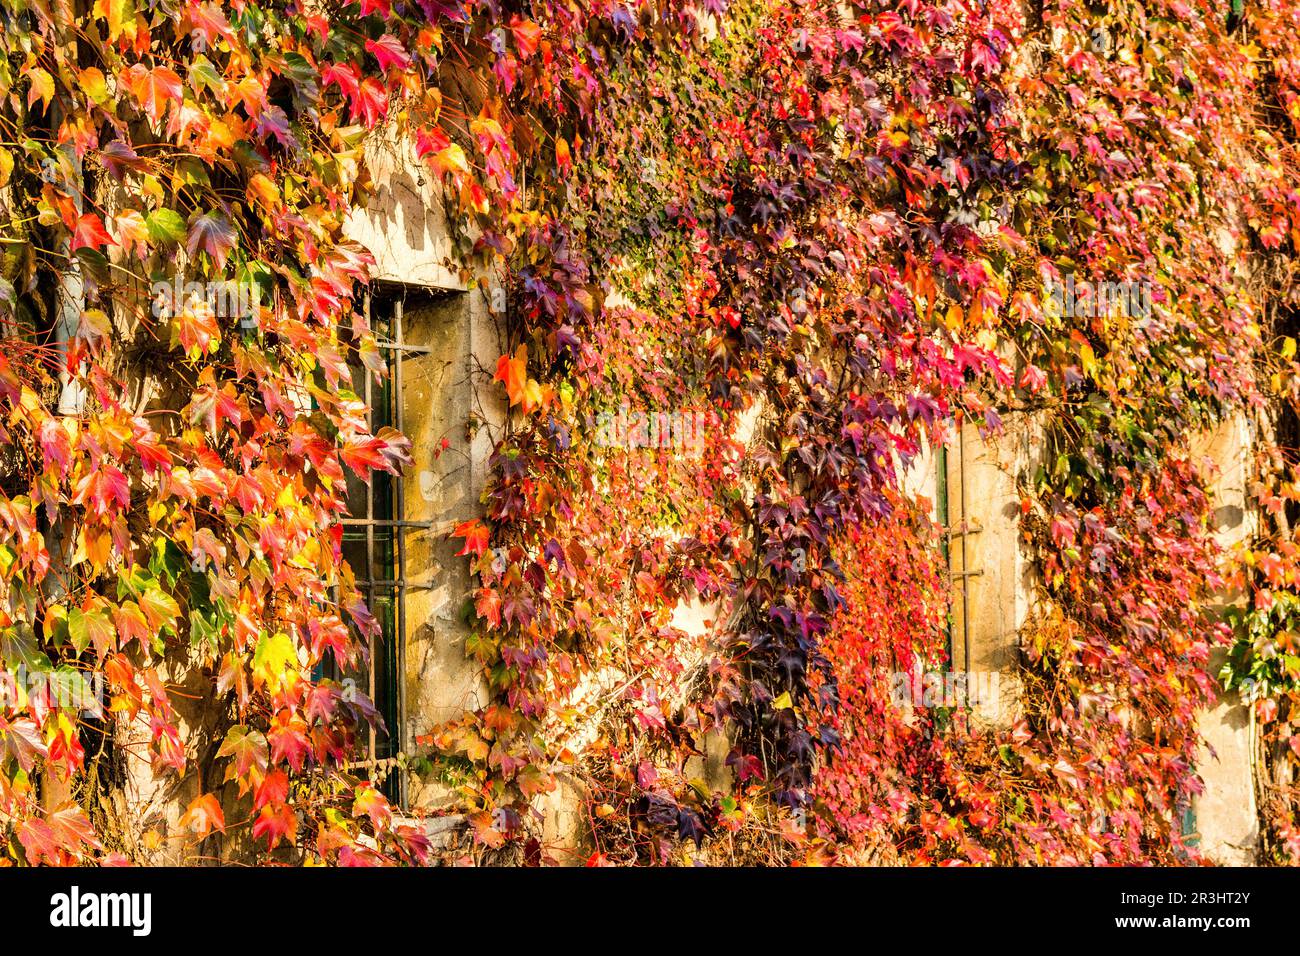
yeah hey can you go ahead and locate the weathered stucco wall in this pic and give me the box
[343,125,468,291]
[1191,413,1259,865]
[400,287,504,810]
[943,413,1043,727]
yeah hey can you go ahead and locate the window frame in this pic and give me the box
[337,289,438,808]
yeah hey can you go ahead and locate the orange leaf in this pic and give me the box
[494,344,529,408]
[179,793,226,838]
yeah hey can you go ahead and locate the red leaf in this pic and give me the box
[475,587,502,628]
[217,725,269,780]
[341,426,413,480]
[72,463,130,518]
[354,77,389,127]
[124,64,183,126]
[267,709,310,770]
[509,17,542,58]
[71,213,114,252]
[254,768,289,811]
[252,802,296,849]
[452,519,490,557]
[366,35,412,73]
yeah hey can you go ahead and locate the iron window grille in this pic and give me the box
[335,288,439,807]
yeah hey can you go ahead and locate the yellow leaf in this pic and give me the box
[430,142,468,178]
[27,68,54,111]
[253,632,299,694]
[1078,341,1098,380]
[79,67,109,106]
[247,173,281,211]
[772,691,793,710]
[94,0,135,41]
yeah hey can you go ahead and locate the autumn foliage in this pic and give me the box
[1,0,1300,865]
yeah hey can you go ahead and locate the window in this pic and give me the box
[934,416,1031,726]
[936,428,983,676]
[336,288,437,806]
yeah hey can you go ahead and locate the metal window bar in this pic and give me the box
[939,427,983,674]
[333,291,440,809]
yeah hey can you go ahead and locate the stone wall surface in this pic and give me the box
[1191,415,1259,865]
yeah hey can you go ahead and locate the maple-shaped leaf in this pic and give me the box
[452,519,490,557]
[254,768,288,811]
[252,802,296,849]
[353,77,388,127]
[140,585,181,635]
[339,845,385,867]
[516,764,555,799]
[0,716,47,771]
[179,793,226,838]
[72,463,129,518]
[113,601,151,651]
[677,807,707,848]
[186,213,236,271]
[267,708,311,770]
[366,35,412,73]
[475,587,502,628]
[27,68,54,111]
[145,208,187,245]
[123,64,183,127]
[494,344,529,408]
[70,213,113,252]
[428,142,469,179]
[185,2,232,47]
[341,426,413,480]
[509,17,542,58]
[174,294,221,357]
[253,631,299,694]
[414,126,451,159]
[44,715,85,773]
[217,724,268,779]
[99,140,147,182]
[68,604,115,658]
[18,819,62,865]
[246,173,280,211]
[113,209,149,258]
[134,428,172,476]
[353,783,392,830]
[48,806,102,853]
[38,416,71,476]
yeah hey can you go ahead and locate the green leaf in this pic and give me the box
[189,56,226,96]
[1,623,47,672]
[68,607,114,656]
[141,585,181,634]
[146,208,187,245]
